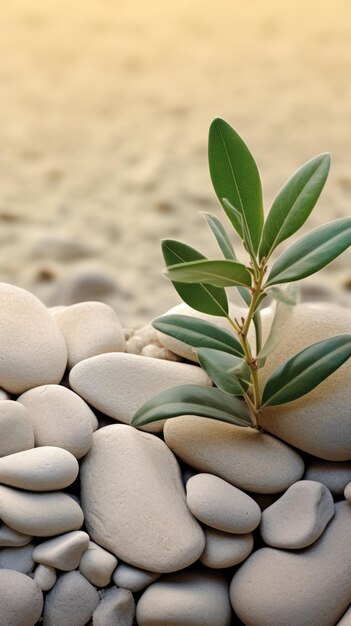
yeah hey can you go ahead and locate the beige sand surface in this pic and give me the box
[0,0,349,324]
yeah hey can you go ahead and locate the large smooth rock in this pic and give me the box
[43,571,99,626]
[304,460,351,497]
[0,401,34,458]
[80,425,205,573]
[259,304,351,461]
[33,531,89,571]
[52,301,126,369]
[260,480,335,549]
[0,485,84,536]
[186,473,261,533]
[0,283,67,394]
[92,588,135,626]
[136,570,232,626]
[230,501,351,626]
[200,528,253,568]
[0,543,35,574]
[79,541,117,587]
[0,446,78,491]
[112,562,160,593]
[164,416,304,493]
[18,385,94,459]
[69,352,212,433]
[0,569,43,626]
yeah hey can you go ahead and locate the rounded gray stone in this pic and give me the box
[0,401,34,458]
[304,460,351,497]
[43,571,99,626]
[0,543,35,574]
[112,562,161,592]
[0,569,43,626]
[92,588,135,626]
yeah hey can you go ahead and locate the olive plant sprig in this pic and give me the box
[132,118,351,431]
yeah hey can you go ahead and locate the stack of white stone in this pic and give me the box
[0,283,350,626]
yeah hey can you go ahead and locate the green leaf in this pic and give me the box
[201,212,236,260]
[257,285,299,367]
[266,218,351,286]
[152,314,244,357]
[197,348,250,395]
[266,285,300,306]
[259,153,331,260]
[162,240,228,317]
[131,384,252,428]
[164,259,252,288]
[262,334,351,407]
[208,118,264,254]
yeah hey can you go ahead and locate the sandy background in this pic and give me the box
[0,0,350,325]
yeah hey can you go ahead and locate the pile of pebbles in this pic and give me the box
[0,281,350,626]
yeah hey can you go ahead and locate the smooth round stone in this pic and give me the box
[42,571,100,626]
[0,389,11,401]
[187,473,261,533]
[337,605,351,625]
[69,352,212,433]
[33,531,89,571]
[0,283,67,394]
[79,541,117,587]
[164,416,304,493]
[0,401,34,458]
[0,569,43,626]
[344,481,351,503]
[0,485,84,537]
[304,460,351,497]
[0,543,35,574]
[80,425,205,573]
[0,523,32,547]
[259,304,351,461]
[92,588,135,626]
[0,446,79,491]
[18,384,94,459]
[200,528,253,568]
[136,570,232,626]
[52,301,126,369]
[260,480,335,549]
[34,564,57,591]
[112,562,161,592]
[230,501,351,625]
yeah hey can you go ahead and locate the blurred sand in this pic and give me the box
[0,0,349,324]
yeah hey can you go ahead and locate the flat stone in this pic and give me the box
[34,564,57,591]
[186,473,261,533]
[18,384,94,459]
[136,570,232,626]
[33,531,89,571]
[0,523,32,547]
[0,401,34,458]
[79,541,117,587]
[0,485,84,537]
[52,301,126,369]
[92,588,135,626]
[200,528,253,568]
[42,571,100,626]
[112,562,161,592]
[345,481,351,503]
[259,304,351,461]
[0,543,35,574]
[164,416,304,493]
[69,352,212,433]
[80,425,205,573]
[304,460,351,497]
[0,569,43,626]
[230,501,351,626]
[0,446,79,491]
[0,282,67,394]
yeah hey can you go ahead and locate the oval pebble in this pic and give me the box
[92,588,135,626]
[136,570,232,626]
[33,531,89,571]
[79,541,117,587]
[18,384,94,459]
[0,543,35,574]
[164,416,304,493]
[0,485,84,537]
[42,570,100,626]
[0,401,34,458]
[112,562,161,593]
[0,446,79,491]
[304,460,351,497]
[230,501,351,626]
[34,564,57,591]
[200,528,253,568]
[344,481,351,503]
[187,473,261,533]
[0,569,43,626]
[52,301,126,369]
[80,424,205,573]
[0,282,67,394]
[0,523,32,547]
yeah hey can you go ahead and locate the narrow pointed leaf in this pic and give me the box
[257,285,299,367]
[152,314,244,357]
[222,198,256,259]
[197,348,250,395]
[208,118,264,253]
[266,218,351,286]
[164,259,252,288]
[259,153,331,260]
[262,335,351,407]
[201,212,236,260]
[162,240,228,316]
[132,384,252,428]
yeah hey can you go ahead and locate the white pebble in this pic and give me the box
[42,570,100,626]
[79,541,117,587]
[33,531,89,571]
[0,569,43,626]
[0,446,79,491]
[0,523,32,547]
[112,562,161,592]
[34,564,57,591]
[92,588,135,626]
[0,401,34,458]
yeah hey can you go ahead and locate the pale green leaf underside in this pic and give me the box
[202,212,236,260]
[164,259,252,288]
[257,285,299,367]
[197,348,250,395]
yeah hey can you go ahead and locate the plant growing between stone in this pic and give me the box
[132,118,351,431]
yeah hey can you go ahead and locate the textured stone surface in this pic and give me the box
[92,588,135,626]
[34,564,57,591]
[345,481,351,503]
[0,543,35,574]
[0,569,43,626]
[0,446,79,491]
[42,571,99,626]
[200,528,253,568]
[112,562,161,593]
[337,605,351,625]
[0,401,34,458]
[33,531,89,571]
[0,523,32,547]
[80,424,205,572]
[79,541,117,587]
[304,460,351,497]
